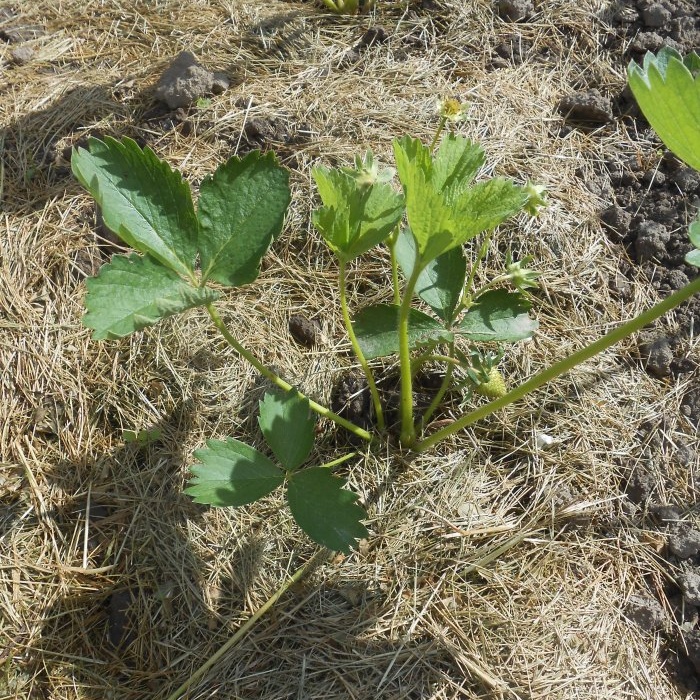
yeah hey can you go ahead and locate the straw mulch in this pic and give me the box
[1,1,697,698]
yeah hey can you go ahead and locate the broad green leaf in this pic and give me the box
[286,467,368,553]
[185,438,284,507]
[353,304,454,359]
[197,151,290,286]
[312,167,404,262]
[83,253,219,339]
[628,49,700,171]
[686,217,700,267]
[258,390,315,472]
[123,428,162,445]
[457,289,537,342]
[72,137,198,278]
[395,228,466,324]
[432,134,485,199]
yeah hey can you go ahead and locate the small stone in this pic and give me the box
[624,594,667,632]
[668,523,700,559]
[634,220,670,262]
[9,44,33,65]
[678,570,700,607]
[681,390,700,428]
[600,205,632,241]
[557,90,613,125]
[624,468,656,505]
[496,0,534,22]
[638,335,674,378]
[671,167,700,193]
[154,51,226,109]
[641,4,671,29]
[211,72,229,95]
[288,314,320,348]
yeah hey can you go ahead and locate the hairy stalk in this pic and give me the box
[462,232,491,309]
[420,349,455,430]
[429,115,446,152]
[338,262,385,431]
[414,277,700,452]
[398,265,423,447]
[164,550,328,700]
[387,229,401,306]
[206,304,373,443]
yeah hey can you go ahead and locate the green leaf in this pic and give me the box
[197,151,290,287]
[185,438,285,507]
[353,304,454,359]
[312,167,404,262]
[686,217,700,267]
[432,134,485,199]
[83,253,219,339]
[286,467,368,553]
[258,390,315,472]
[71,137,198,278]
[123,428,162,445]
[457,289,537,342]
[395,227,466,324]
[628,49,700,171]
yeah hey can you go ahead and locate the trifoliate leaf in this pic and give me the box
[197,151,290,287]
[83,253,219,339]
[628,48,700,171]
[185,438,285,507]
[312,166,404,262]
[353,304,454,359]
[258,390,315,472]
[457,289,537,342]
[72,137,198,278]
[395,227,466,324]
[286,467,368,553]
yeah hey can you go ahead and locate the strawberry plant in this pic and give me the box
[73,52,700,553]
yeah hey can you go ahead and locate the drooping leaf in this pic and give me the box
[312,166,404,262]
[457,289,537,342]
[286,467,368,553]
[83,253,219,339]
[185,438,285,507]
[258,390,315,472]
[72,137,198,278]
[628,48,700,171]
[353,304,454,359]
[395,227,466,324]
[197,151,290,286]
[686,217,700,267]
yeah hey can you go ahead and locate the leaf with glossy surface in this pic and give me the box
[83,253,219,339]
[457,289,537,342]
[286,467,368,553]
[312,167,404,262]
[628,49,700,171]
[198,151,290,286]
[395,228,466,324]
[185,438,284,507]
[353,304,454,359]
[72,137,198,278]
[258,390,315,472]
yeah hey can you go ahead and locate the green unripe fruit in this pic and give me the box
[474,367,507,399]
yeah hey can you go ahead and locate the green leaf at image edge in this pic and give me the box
[258,390,316,472]
[71,137,199,278]
[286,467,368,554]
[686,218,700,267]
[353,304,454,360]
[83,253,219,339]
[457,289,538,342]
[197,151,291,287]
[185,438,285,507]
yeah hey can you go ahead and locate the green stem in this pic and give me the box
[420,348,455,430]
[387,228,401,306]
[206,304,373,443]
[398,265,423,447]
[462,232,492,311]
[318,452,357,470]
[429,116,446,152]
[411,353,462,373]
[414,276,700,453]
[163,550,327,700]
[338,262,386,431]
